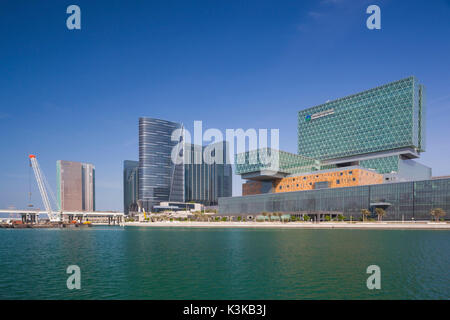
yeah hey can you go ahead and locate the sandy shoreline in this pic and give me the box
[124,221,450,230]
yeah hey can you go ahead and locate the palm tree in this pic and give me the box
[375,208,386,222]
[261,211,268,222]
[430,208,446,222]
[361,209,371,222]
[273,212,279,222]
[277,212,284,222]
[193,211,202,221]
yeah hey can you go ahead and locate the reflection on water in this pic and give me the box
[0,227,448,299]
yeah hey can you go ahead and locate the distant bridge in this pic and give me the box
[3,155,125,225]
[0,209,124,225]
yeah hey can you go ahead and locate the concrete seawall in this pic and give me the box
[124,221,450,230]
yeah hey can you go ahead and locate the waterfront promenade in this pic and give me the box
[124,221,450,230]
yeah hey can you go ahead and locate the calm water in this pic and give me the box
[0,226,448,299]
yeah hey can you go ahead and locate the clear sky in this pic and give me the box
[1,0,449,211]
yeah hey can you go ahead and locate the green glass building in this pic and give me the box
[218,177,450,221]
[218,77,447,220]
[298,76,428,179]
[235,148,321,179]
[234,77,430,182]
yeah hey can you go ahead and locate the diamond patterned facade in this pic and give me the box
[235,148,320,176]
[220,77,444,219]
[236,77,428,179]
[298,77,426,165]
[359,156,399,174]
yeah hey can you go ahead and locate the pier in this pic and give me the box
[0,209,124,226]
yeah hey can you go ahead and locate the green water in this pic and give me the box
[0,226,448,299]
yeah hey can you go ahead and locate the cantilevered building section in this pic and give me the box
[235,77,430,194]
[235,148,321,180]
[235,148,322,195]
[297,76,429,181]
[138,117,184,211]
[57,160,95,212]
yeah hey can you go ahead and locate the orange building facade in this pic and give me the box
[273,168,383,193]
[242,168,383,195]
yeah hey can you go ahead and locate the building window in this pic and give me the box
[352,178,356,181]
[279,186,282,189]
[336,179,340,184]
[340,172,343,176]
[349,171,353,175]
[297,184,299,187]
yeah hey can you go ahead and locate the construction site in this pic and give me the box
[0,155,124,228]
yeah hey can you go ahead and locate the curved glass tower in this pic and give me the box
[139,118,184,211]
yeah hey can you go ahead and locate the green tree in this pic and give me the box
[361,209,371,222]
[303,215,310,221]
[375,208,386,221]
[324,215,331,221]
[261,211,268,221]
[430,208,446,222]
[274,212,281,222]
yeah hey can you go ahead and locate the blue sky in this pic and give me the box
[1,0,449,211]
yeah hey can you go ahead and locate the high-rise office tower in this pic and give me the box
[81,163,95,211]
[184,141,232,205]
[123,160,139,214]
[138,117,184,211]
[57,160,95,212]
